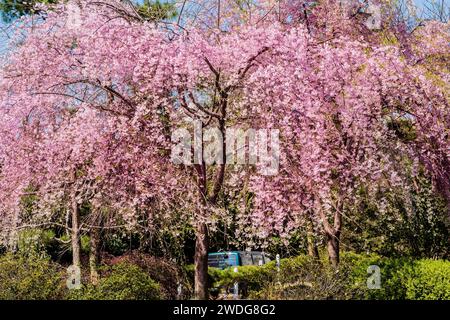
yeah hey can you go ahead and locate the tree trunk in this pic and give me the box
[194,222,209,300]
[89,226,100,285]
[326,232,340,268]
[317,205,342,267]
[306,215,319,259]
[71,194,81,269]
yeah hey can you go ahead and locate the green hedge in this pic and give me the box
[341,252,450,300]
[340,252,415,299]
[0,252,66,300]
[69,262,162,300]
[406,259,450,300]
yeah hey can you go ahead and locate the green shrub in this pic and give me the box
[253,255,361,300]
[341,252,450,300]
[17,228,58,256]
[107,251,183,299]
[340,251,415,299]
[405,259,450,300]
[0,252,65,300]
[182,253,450,300]
[213,263,276,295]
[70,262,162,300]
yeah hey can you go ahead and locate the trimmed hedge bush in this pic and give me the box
[106,251,184,299]
[406,259,450,300]
[0,252,66,300]
[340,252,450,300]
[249,255,361,299]
[69,262,162,300]
[340,252,415,299]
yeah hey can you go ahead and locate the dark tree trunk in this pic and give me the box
[194,222,209,300]
[89,210,102,285]
[89,227,100,285]
[71,194,81,269]
[318,206,342,267]
[326,231,340,267]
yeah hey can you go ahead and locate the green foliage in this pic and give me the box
[340,252,415,299]
[108,251,184,299]
[69,262,162,300]
[186,255,360,299]
[337,252,450,300]
[387,117,417,142]
[343,174,449,259]
[212,263,276,294]
[81,234,90,253]
[0,252,65,300]
[405,259,450,300]
[103,232,141,256]
[137,0,177,21]
[17,228,54,254]
[201,253,450,300]
[252,255,361,300]
[0,247,447,300]
[19,185,39,221]
[16,228,66,260]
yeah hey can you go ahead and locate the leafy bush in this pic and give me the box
[405,259,450,300]
[0,252,65,300]
[340,252,415,299]
[103,233,141,256]
[213,263,276,296]
[17,228,59,256]
[336,252,450,300]
[58,233,90,254]
[70,262,162,300]
[252,255,361,300]
[106,251,184,299]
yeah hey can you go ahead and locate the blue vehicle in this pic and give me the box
[207,251,271,270]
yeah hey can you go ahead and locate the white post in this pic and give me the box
[177,281,182,300]
[276,254,281,285]
[233,267,239,300]
[276,254,280,272]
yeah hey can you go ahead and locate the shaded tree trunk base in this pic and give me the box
[194,222,209,300]
[326,233,340,268]
[71,195,81,269]
[89,226,101,285]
